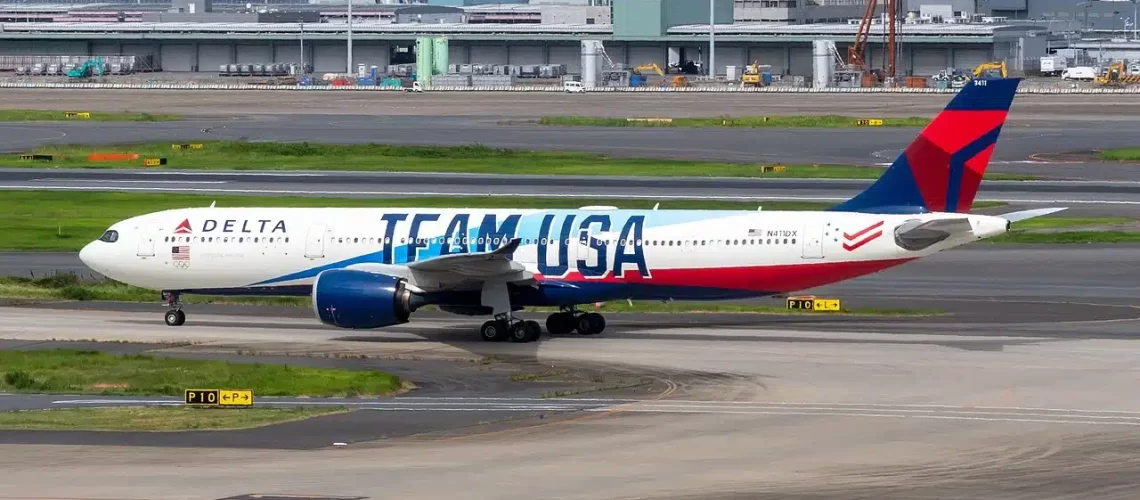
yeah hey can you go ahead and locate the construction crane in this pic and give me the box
[848,0,899,82]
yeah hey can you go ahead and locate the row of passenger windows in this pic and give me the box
[328,237,797,247]
[164,235,798,247]
[166,236,290,244]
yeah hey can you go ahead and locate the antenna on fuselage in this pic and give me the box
[652,203,659,210]
[209,200,216,208]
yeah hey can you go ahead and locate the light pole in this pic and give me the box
[299,20,304,74]
[708,0,715,78]
[347,0,353,74]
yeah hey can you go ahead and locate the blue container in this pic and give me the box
[630,74,643,87]
[761,72,772,85]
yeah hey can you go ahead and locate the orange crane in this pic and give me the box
[847,0,899,82]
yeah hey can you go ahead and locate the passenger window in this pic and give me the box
[285,238,289,243]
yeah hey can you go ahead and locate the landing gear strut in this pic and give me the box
[162,291,185,327]
[480,313,541,343]
[546,306,606,336]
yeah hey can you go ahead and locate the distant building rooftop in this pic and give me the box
[0,20,1022,43]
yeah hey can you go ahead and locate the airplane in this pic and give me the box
[79,77,1063,343]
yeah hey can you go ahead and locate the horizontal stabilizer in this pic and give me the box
[998,207,1067,223]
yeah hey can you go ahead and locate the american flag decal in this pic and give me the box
[171,245,190,261]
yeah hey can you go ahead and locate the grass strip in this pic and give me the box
[0,190,1006,252]
[1098,147,1140,161]
[0,349,402,397]
[537,115,932,128]
[0,274,938,317]
[0,110,180,122]
[987,217,1140,244]
[0,140,1034,180]
[0,407,347,432]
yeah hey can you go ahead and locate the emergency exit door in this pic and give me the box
[136,224,158,257]
[801,222,824,259]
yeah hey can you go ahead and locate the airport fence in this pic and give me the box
[2,81,1140,94]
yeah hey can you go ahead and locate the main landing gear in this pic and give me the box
[480,314,541,343]
[545,306,606,336]
[477,307,606,343]
[162,291,186,327]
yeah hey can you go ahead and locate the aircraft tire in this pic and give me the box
[523,320,542,342]
[164,310,185,327]
[480,320,508,342]
[586,313,606,334]
[509,321,540,343]
[546,313,574,335]
[576,313,605,335]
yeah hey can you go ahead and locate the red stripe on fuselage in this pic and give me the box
[537,258,916,293]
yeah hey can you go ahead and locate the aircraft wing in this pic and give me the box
[406,238,530,282]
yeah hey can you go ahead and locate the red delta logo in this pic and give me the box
[842,221,884,251]
[174,219,193,234]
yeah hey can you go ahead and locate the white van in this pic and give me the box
[1061,66,1096,81]
[563,81,585,93]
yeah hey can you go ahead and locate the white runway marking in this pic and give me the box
[30,179,228,185]
[40,396,1140,426]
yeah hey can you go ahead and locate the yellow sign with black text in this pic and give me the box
[220,389,253,406]
[786,297,842,312]
[184,389,253,406]
[855,119,883,126]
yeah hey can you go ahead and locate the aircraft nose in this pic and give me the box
[78,242,99,270]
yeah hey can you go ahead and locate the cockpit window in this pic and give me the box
[98,230,119,243]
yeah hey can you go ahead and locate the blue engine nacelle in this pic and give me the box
[312,269,425,329]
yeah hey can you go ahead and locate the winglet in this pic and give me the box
[493,237,522,256]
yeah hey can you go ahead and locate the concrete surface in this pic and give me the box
[0,300,1138,499]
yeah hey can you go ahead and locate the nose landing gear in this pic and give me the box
[162,291,185,326]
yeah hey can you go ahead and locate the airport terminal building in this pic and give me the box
[0,0,1050,78]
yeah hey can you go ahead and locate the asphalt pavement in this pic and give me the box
[2,115,1140,181]
[4,168,1140,211]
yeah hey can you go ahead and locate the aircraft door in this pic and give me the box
[801,222,825,259]
[305,224,327,258]
[136,224,158,257]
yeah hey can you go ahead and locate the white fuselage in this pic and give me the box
[79,206,1008,304]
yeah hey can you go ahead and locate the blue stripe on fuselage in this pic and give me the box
[251,209,736,286]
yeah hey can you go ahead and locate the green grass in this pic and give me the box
[0,190,1006,252]
[0,273,309,307]
[0,273,938,317]
[0,110,181,122]
[987,217,1140,244]
[0,140,1034,180]
[1098,147,1140,161]
[0,407,347,432]
[0,349,402,397]
[537,115,933,128]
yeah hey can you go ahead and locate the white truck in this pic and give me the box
[1061,66,1097,81]
[1040,55,1068,76]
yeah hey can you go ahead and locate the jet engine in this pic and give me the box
[311,269,426,329]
